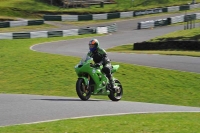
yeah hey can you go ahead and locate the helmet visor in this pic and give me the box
[89,44,95,48]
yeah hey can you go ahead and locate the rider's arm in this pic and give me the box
[87,51,92,57]
[99,48,110,65]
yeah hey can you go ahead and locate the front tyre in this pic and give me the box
[108,79,123,101]
[76,78,91,101]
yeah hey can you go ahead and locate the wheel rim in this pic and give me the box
[114,85,122,98]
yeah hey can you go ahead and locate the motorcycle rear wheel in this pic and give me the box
[108,79,123,101]
[76,78,91,101]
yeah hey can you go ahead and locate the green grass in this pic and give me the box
[1,8,200,34]
[0,0,199,35]
[1,0,200,18]
[0,24,58,33]
[0,113,199,133]
[107,44,200,57]
[0,30,200,132]
[107,27,200,56]
[0,35,200,107]
[0,0,58,18]
[150,26,200,41]
[1,7,199,33]
[1,0,200,131]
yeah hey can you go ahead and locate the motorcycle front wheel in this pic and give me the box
[76,78,91,101]
[108,79,123,101]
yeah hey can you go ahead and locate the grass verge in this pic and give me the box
[0,35,200,107]
[107,27,200,57]
[107,44,200,57]
[1,0,200,18]
[58,8,200,26]
[0,24,58,33]
[0,32,199,132]
[1,7,200,34]
[0,113,199,133]
[150,27,200,41]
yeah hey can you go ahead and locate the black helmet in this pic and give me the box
[89,39,99,52]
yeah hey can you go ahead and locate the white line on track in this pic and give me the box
[29,34,112,52]
[0,111,199,127]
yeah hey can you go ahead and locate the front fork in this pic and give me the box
[87,75,90,89]
[78,75,90,92]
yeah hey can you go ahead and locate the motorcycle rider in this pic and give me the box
[87,39,116,91]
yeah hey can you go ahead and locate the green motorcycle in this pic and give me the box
[75,55,123,101]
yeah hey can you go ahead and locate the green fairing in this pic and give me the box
[75,56,119,95]
[111,65,119,73]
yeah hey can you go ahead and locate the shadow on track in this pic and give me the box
[31,98,107,102]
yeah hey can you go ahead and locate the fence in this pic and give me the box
[0,20,44,28]
[43,3,200,21]
[0,23,117,40]
[137,13,200,29]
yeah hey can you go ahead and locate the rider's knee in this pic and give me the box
[102,66,110,74]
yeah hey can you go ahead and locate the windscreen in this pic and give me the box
[79,55,92,65]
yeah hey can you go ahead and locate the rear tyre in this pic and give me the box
[108,79,123,101]
[76,78,91,101]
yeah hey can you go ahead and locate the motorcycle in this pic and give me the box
[74,55,123,101]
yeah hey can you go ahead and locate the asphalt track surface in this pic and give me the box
[1,94,200,127]
[32,25,200,73]
[1,13,200,127]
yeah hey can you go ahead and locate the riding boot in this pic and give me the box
[109,78,115,91]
